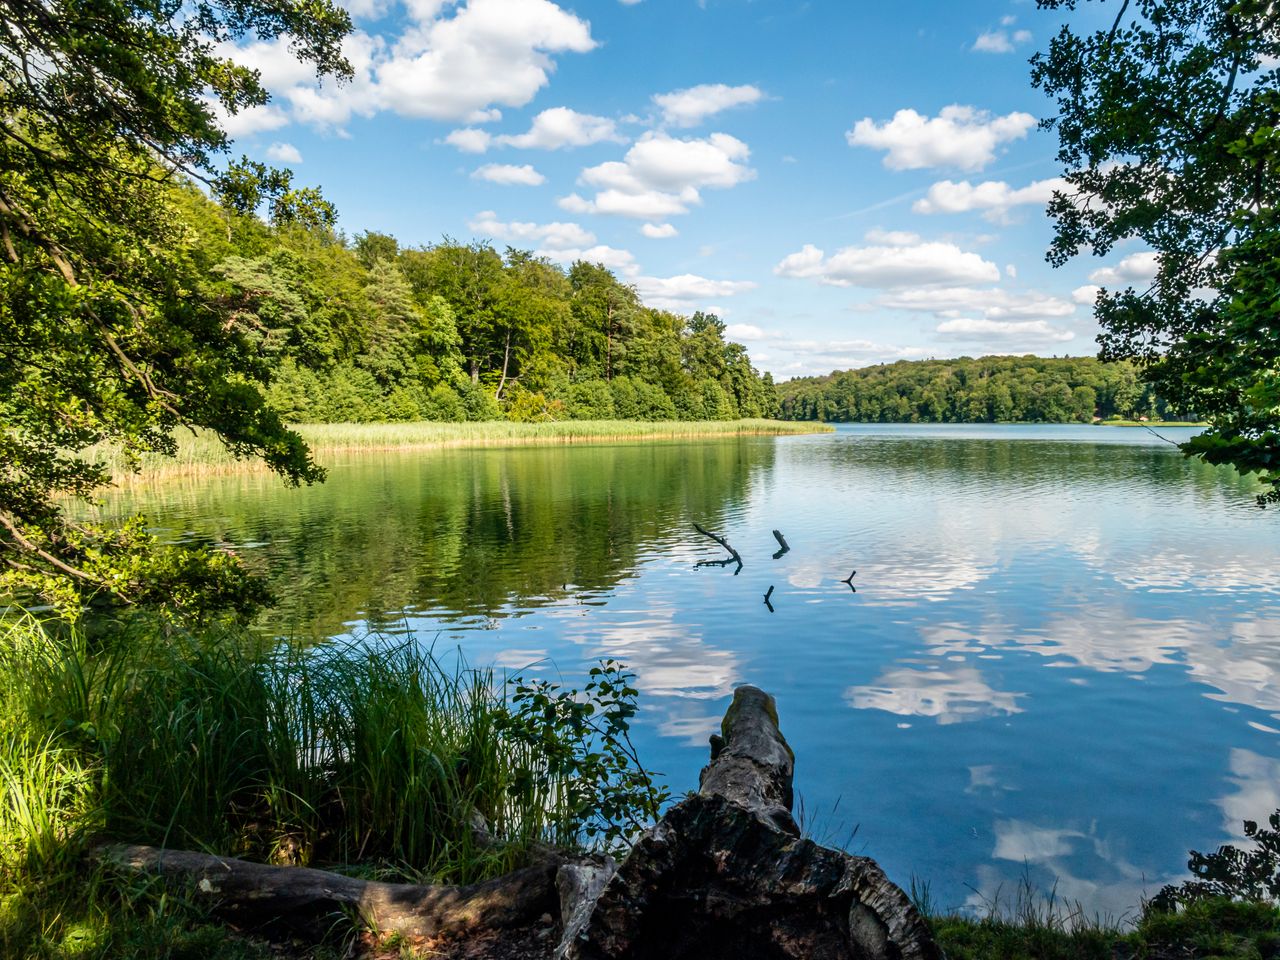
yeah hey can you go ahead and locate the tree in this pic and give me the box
[0,0,350,615]
[1032,0,1280,502]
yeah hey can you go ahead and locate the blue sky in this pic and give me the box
[217,0,1150,379]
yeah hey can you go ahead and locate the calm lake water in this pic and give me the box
[100,423,1280,917]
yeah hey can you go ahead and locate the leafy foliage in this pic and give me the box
[498,660,669,851]
[0,0,351,615]
[1032,0,1280,503]
[775,355,1174,423]
[1153,810,1280,909]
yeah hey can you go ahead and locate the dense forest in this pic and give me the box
[775,355,1191,424]
[177,184,780,425]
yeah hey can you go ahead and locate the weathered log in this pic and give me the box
[96,844,560,939]
[693,522,743,574]
[559,686,941,960]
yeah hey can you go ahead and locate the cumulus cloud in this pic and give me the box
[913,176,1065,221]
[448,107,624,153]
[875,286,1076,320]
[563,131,755,220]
[652,83,765,127]
[560,189,695,219]
[641,222,678,238]
[539,244,640,276]
[972,27,1032,53]
[724,323,773,341]
[265,141,303,163]
[211,101,290,137]
[935,317,1075,344]
[774,241,1000,288]
[467,210,595,249]
[216,0,597,134]
[500,107,623,149]
[863,227,921,246]
[1072,284,1101,305]
[470,162,546,185]
[444,128,494,152]
[633,273,756,309]
[1089,251,1160,287]
[847,105,1036,172]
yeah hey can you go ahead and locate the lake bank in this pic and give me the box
[88,419,833,481]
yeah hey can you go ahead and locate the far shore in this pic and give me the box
[89,419,835,481]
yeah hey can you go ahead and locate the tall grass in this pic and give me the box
[84,419,832,481]
[0,614,606,885]
[2,612,652,955]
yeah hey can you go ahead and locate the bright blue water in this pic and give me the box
[112,423,1280,917]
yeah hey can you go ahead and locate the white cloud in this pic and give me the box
[1089,251,1160,287]
[973,27,1032,53]
[216,0,597,135]
[265,142,303,164]
[470,162,546,185]
[725,323,769,341]
[774,241,1000,288]
[633,273,756,310]
[211,100,290,137]
[467,210,595,250]
[565,131,755,220]
[539,244,640,277]
[876,286,1077,320]
[641,222,678,238]
[652,83,765,127]
[444,127,494,153]
[913,176,1065,221]
[501,107,623,149]
[560,189,696,219]
[1072,284,1101,305]
[847,105,1036,172]
[935,317,1076,344]
[863,227,921,246]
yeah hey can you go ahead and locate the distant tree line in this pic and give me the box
[775,355,1193,424]
[186,191,779,425]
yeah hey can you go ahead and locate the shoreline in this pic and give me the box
[88,419,834,482]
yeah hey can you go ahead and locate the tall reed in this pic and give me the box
[84,419,832,481]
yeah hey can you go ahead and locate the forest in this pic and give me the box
[775,355,1190,424]
[177,184,780,426]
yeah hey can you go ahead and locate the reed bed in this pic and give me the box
[84,419,832,481]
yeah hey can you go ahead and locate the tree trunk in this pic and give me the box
[557,686,941,960]
[95,844,560,940]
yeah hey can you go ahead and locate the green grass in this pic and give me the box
[918,876,1280,960]
[86,419,833,481]
[1095,419,1208,428]
[0,612,640,957]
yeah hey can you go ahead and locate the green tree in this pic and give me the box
[1032,0,1280,501]
[0,0,350,614]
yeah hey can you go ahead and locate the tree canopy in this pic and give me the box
[1032,0,1280,503]
[774,355,1174,424]
[0,0,350,615]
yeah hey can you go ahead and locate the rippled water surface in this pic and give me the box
[101,423,1280,916]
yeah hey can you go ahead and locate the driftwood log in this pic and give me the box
[95,844,561,939]
[557,686,940,960]
[693,522,743,573]
[99,688,938,959]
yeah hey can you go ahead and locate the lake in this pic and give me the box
[99,423,1280,918]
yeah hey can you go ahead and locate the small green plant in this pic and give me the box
[498,660,669,851]
[1152,810,1280,909]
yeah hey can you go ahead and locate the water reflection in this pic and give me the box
[92,424,1280,917]
[845,665,1025,725]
